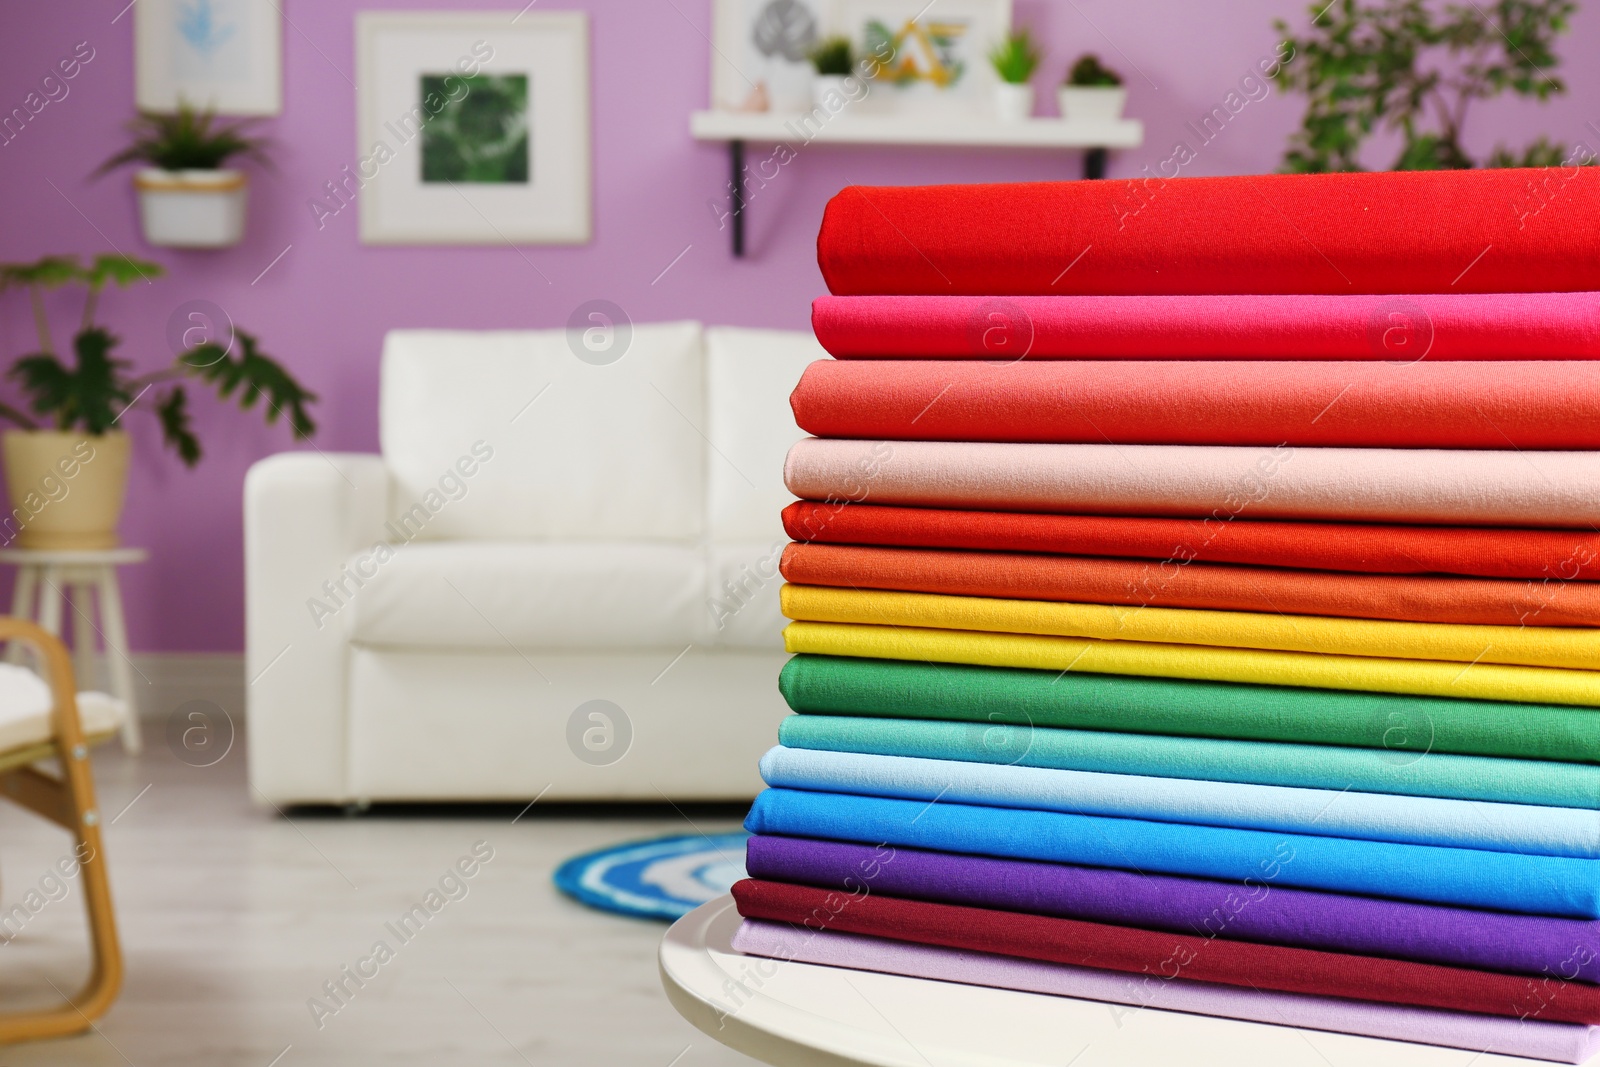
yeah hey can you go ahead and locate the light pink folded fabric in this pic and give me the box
[783,439,1600,527]
[733,920,1600,1064]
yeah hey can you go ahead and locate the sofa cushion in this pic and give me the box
[380,323,706,541]
[346,541,709,649]
[706,326,825,542]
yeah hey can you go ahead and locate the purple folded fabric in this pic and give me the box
[745,835,1600,982]
[732,920,1600,1064]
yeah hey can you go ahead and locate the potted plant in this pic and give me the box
[808,35,856,109]
[0,254,316,549]
[989,30,1041,121]
[1060,54,1126,121]
[96,102,271,249]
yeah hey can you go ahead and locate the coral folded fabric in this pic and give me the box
[781,501,1600,580]
[730,878,1600,1022]
[777,714,1600,809]
[784,438,1600,526]
[779,655,1600,764]
[742,789,1600,917]
[732,920,1600,1063]
[810,292,1600,360]
[779,585,1600,670]
[757,746,1600,854]
[816,170,1600,296]
[784,621,1600,706]
[743,837,1600,981]
[780,543,1600,626]
[789,359,1600,448]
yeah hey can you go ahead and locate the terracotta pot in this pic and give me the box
[1,431,130,550]
[133,168,248,248]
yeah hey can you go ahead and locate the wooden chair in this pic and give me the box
[0,617,122,1043]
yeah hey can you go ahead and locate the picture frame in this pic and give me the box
[355,11,591,246]
[832,0,1010,115]
[134,0,283,115]
[711,0,831,113]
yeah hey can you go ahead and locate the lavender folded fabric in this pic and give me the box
[732,920,1600,1064]
[784,438,1600,527]
[745,835,1600,981]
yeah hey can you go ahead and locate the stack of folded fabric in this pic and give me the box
[730,168,1600,1063]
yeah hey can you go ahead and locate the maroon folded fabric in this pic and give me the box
[817,170,1600,296]
[788,359,1600,449]
[810,293,1600,360]
[781,501,1600,580]
[732,879,1600,1024]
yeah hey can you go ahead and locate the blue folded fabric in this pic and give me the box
[744,788,1600,918]
[757,747,1600,857]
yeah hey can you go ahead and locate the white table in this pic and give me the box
[661,896,1551,1067]
[1,547,146,753]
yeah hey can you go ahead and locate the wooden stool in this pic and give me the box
[0,548,147,754]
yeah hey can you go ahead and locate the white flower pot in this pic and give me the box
[133,168,248,248]
[994,82,1034,122]
[1058,86,1128,122]
[812,74,852,111]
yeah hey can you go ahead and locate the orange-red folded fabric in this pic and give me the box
[778,542,1600,627]
[788,360,1600,449]
[781,501,1600,581]
[731,879,1600,1024]
[817,170,1600,296]
[810,293,1600,360]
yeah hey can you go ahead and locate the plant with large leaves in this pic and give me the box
[0,254,315,465]
[1272,0,1581,172]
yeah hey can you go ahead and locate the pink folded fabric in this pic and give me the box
[789,359,1600,449]
[811,293,1600,360]
[784,438,1600,527]
[733,920,1600,1063]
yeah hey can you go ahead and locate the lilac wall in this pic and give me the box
[2,1,1595,651]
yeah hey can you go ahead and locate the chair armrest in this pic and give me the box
[244,452,388,803]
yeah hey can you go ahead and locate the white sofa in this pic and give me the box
[244,322,820,805]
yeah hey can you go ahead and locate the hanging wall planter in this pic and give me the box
[133,168,249,248]
[97,102,271,252]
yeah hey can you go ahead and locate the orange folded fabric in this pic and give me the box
[779,543,1600,627]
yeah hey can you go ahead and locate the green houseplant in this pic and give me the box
[808,35,857,109]
[989,30,1042,121]
[96,102,271,248]
[1059,53,1126,121]
[1271,0,1580,171]
[0,254,315,548]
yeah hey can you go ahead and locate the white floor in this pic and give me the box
[0,668,762,1066]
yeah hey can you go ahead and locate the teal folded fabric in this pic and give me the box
[744,788,1600,917]
[758,747,1600,857]
[778,715,1600,809]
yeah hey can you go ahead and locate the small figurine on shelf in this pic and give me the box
[988,29,1041,121]
[1059,54,1126,121]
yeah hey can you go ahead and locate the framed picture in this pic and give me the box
[355,11,591,246]
[134,0,283,114]
[711,0,830,113]
[833,0,1010,115]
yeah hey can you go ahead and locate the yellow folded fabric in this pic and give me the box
[780,584,1600,670]
[783,622,1600,708]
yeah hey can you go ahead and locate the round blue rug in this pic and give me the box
[553,831,749,921]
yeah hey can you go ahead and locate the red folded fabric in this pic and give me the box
[789,360,1600,449]
[810,293,1600,360]
[817,170,1600,296]
[732,879,1600,1024]
[778,542,1600,626]
[781,501,1600,580]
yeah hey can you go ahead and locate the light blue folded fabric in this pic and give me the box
[744,788,1600,918]
[757,747,1600,858]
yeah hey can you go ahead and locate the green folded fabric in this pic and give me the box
[779,655,1600,764]
[777,714,1600,809]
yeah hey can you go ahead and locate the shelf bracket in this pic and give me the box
[722,140,1112,257]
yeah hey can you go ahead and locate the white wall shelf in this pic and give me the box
[690,109,1145,256]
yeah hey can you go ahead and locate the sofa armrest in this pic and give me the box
[244,452,388,804]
